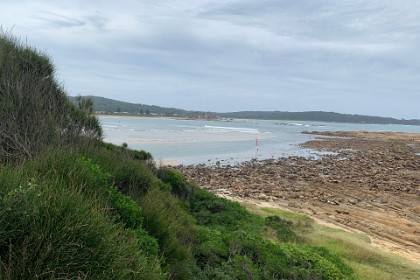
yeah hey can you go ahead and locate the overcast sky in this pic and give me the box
[1,1,420,118]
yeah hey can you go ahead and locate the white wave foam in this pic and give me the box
[204,125,260,134]
[102,125,118,128]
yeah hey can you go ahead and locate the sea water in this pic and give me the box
[99,116,420,165]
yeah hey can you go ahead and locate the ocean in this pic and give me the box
[99,116,420,165]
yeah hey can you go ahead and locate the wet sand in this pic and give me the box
[175,131,420,264]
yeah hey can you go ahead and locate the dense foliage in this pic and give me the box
[0,33,102,164]
[0,33,355,279]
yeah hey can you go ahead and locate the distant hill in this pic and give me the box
[69,96,217,119]
[220,111,420,126]
[70,96,420,126]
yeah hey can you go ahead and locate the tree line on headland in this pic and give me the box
[220,111,420,125]
[72,96,218,120]
[73,96,420,126]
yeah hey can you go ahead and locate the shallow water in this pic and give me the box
[100,116,420,165]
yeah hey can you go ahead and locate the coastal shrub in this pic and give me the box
[113,161,155,196]
[192,225,354,279]
[194,226,229,268]
[101,142,153,164]
[110,188,144,229]
[141,187,196,279]
[15,150,164,266]
[131,227,160,257]
[276,243,348,280]
[0,33,102,164]
[230,254,262,280]
[188,187,355,279]
[83,147,160,197]
[133,149,153,162]
[22,150,112,199]
[0,176,164,279]
[311,246,354,278]
[108,185,160,258]
[190,265,234,280]
[265,215,300,242]
[157,167,195,200]
[190,188,259,232]
[193,229,265,279]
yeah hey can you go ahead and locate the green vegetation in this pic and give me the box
[70,96,217,119]
[0,35,101,164]
[243,205,420,280]
[0,32,389,279]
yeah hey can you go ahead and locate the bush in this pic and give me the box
[112,162,155,196]
[194,226,230,268]
[3,150,166,277]
[188,187,354,280]
[265,215,300,242]
[230,254,261,280]
[101,142,153,164]
[22,150,112,199]
[273,243,348,280]
[84,147,160,197]
[110,188,144,229]
[190,188,258,232]
[157,167,194,200]
[0,33,101,164]
[130,228,160,258]
[133,150,153,162]
[0,176,164,279]
[141,187,196,279]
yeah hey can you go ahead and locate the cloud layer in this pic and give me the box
[2,0,420,118]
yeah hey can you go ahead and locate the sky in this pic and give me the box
[1,0,420,119]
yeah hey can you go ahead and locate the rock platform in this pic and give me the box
[176,131,420,264]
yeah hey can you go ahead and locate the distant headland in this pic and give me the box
[70,95,420,126]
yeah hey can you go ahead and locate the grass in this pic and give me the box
[306,223,420,280]
[242,205,420,280]
[0,171,164,279]
[185,189,355,279]
[0,33,102,165]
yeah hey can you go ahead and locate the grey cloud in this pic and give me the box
[35,12,86,28]
[1,0,419,118]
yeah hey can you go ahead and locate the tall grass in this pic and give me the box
[0,170,164,279]
[246,206,420,280]
[0,32,101,164]
[84,146,160,198]
[141,187,196,279]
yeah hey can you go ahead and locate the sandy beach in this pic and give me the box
[176,131,420,264]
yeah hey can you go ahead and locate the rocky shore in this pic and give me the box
[175,131,420,264]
